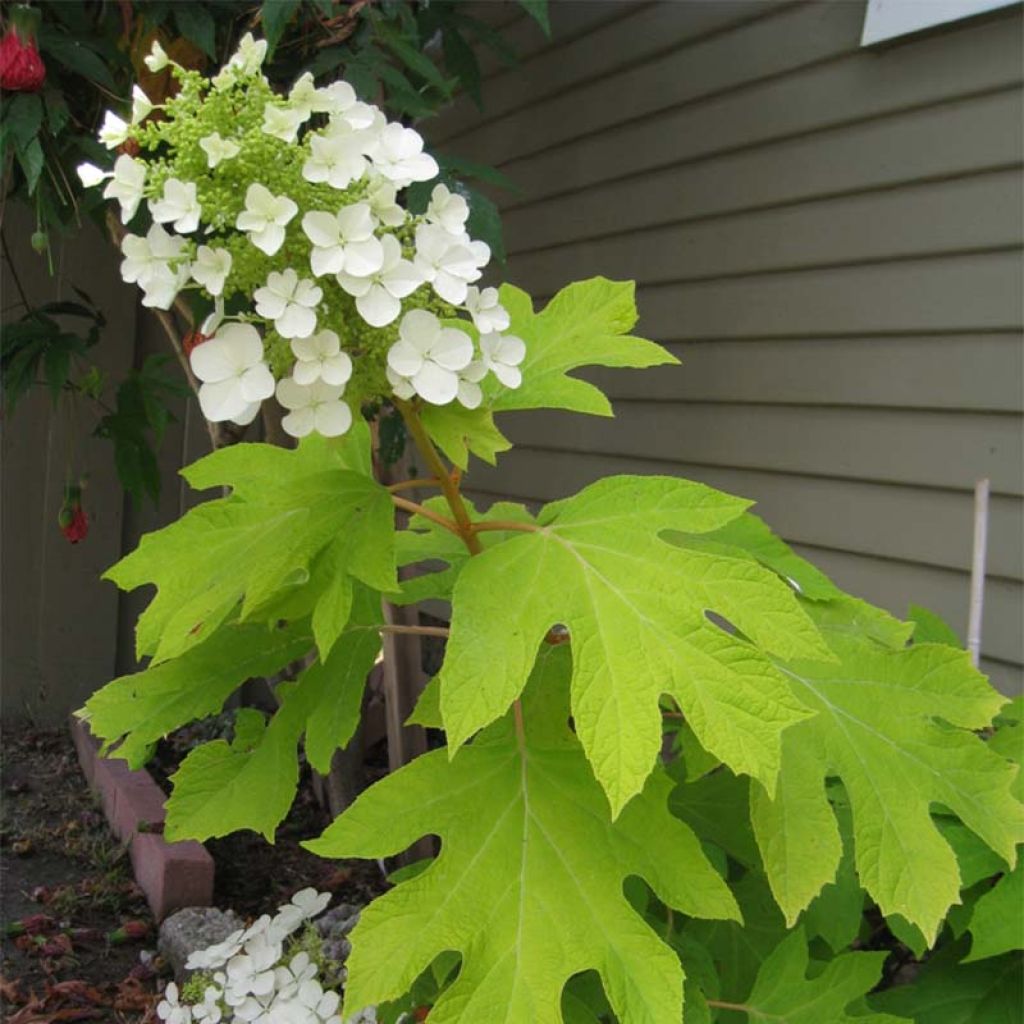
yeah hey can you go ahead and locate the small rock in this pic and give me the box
[316,903,363,971]
[158,907,243,979]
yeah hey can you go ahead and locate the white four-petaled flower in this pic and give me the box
[98,109,130,149]
[130,85,154,125]
[254,269,322,339]
[262,103,305,143]
[199,132,240,168]
[413,223,489,305]
[302,124,371,191]
[190,323,275,424]
[465,285,510,334]
[290,331,353,387]
[367,122,438,188]
[386,309,474,405]
[144,40,171,73]
[336,234,421,328]
[480,331,527,389]
[120,224,188,310]
[236,184,298,256]
[426,183,469,236]
[191,246,232,296]
[103,154,147,222]
[150,178,201,233]
[302,204,382,279]
[277,379,352,438]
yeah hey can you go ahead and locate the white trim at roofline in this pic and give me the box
[861,0,1021,46]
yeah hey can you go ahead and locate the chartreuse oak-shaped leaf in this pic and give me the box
[107,439,394,663]
[727,928,910,1024]
[82,620,312,768]
[306,647,739,1024]
[165,591,380,842]
[751,632,1023,942]
[439,475,826,815]
[965,860,1023,961]
[488,278,676,416]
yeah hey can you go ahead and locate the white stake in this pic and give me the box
[967,477,990,668]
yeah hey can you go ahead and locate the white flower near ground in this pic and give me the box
[302,125,371,191]
[336,235,422,328]
[290,331,353,387]
[386,309,474,405]
[190,323,274,424]
[150,178,202,234]
[413,224,489,306]
[98,109,130,148]
[103,154,147,221]
[76,162,108,188]
[302,204,383,279]
[262,103,305,143]
[130,85,154,124]
[368,123,438,188]
[366,178,406,228]
[200,132,241,168]
[464,286,510,334]
[254,269,323,340]
[119,224,189,310]
[157,982,193,1024]
[186,928,245,971]
[236,184,298,256]
[191,986,223,1024]
[191,246,233,296]
[426,184,469,237]
[337,233,421,325]
[480,331,527,389]
[144,39,171,72]
[277,379,352,438]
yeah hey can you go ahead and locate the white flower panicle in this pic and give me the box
[84,32,525,439]
[163,889,355,1024]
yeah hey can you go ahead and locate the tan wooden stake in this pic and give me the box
[967,477,990,668]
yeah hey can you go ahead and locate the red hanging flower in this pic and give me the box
[58,483,88,544]
[0,7,46,93]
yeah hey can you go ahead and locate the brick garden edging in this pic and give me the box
[69,716,214,920]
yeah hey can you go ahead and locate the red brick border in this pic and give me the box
[69,716,214,920]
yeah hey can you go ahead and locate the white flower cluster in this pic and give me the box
[157,889,373,1024]
[78,34,526,440]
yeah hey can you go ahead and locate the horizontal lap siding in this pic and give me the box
[431,1,1024,691]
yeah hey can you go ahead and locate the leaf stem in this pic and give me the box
[705,1000,757,1014]
[378,624,450,639]
[387,477,441,494]
[396,400,481,555]
[391,494,462,538]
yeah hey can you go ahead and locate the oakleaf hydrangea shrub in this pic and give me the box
[83,35,1024,1024]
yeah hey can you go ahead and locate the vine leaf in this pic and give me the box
[488,278,676,416]
[751,632,1022,942]
[439,475,827,815]
[306,648,739,1024]
[107,437,394,663]
[729,928,910,1024]
[81,620,312,768]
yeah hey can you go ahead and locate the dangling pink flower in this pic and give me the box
[0,8,46,93]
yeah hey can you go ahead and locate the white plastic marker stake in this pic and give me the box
[967,477,990,668]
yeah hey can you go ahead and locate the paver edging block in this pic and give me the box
[68,716,214,919]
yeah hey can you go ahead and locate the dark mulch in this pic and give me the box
[1,722,389,1022]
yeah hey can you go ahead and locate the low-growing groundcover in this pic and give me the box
[79,32,1022,1024]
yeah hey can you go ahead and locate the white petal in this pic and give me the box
[387,339,425,377]
[412,361,458,405]
[310,245,345,278]
[335,271,372,298]
[190,338,240,383]
[493,362,522,389]
[314,401,352,437]
[386,365,416,400]
[239,363,275,402]
[356,284,400,328]
[457,378,482,409]
[431,328,474,371]
[292,360,321,386]
[252,223,285,255]
[342,237,385,278]
[320,351,353,386]
[497,334,527,366]
[199,379,247,421]
[432,270,468,306]
[399,309,440,350]
[276,304,317,339]
[282,407,316,438]
[302,211,340,248]
[231,401,262,426]
[381,260,423,299]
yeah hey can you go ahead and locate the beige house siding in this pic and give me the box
[431,0,1024,692]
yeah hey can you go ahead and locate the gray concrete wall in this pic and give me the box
[431,0,1024,692]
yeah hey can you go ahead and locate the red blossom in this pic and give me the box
[0,26,45,93]
[58,483,88,544]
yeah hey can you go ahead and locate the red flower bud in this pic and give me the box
[0,14,46,93]
[58,483,88,544]
[182,329,210,357]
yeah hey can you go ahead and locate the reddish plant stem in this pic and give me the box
[387,477,441,494]
[391,494,462,538]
